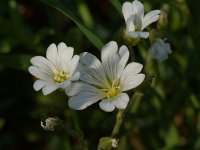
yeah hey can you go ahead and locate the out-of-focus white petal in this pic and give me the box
[125,16,135,32]
[42,84,59,95]
[66,82,83,96]
[128,31,140,38]
[113,93,129,109]
[139,32,149,38]
[142,10,161,30]
[128,31,149,38]
[70,71,80,81]
[132,0,144,19]
[33,80,49,91]
[150,38,172,62]
[122,2,134,21]
[68,91,102,110]
[99,100,115,112]
[59,80,71,90]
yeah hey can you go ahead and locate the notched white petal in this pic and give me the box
[33,80,49,91]
[42,84,58,95]
[101,41,118,62]
[113,93,129,109]
[99,100,115,112]
[122,2,134,21]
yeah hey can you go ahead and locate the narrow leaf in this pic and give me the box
[41,0,104,50]
[109,0,122,16]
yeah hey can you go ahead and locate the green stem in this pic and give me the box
[111,92,143,138]
[111,109,124,138]
[71,110,88,150]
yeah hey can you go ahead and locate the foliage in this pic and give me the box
[0,0,200,149]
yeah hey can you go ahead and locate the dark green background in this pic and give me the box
[0,0,200,149]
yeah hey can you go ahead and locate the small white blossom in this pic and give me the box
[67,41,145,112]
[122,0,160,38]
[150,38,172,62]
[28,42,80,95]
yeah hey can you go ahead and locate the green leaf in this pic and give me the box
[109,0,122,16]
[0,55,32,71]
[41,0,104,50]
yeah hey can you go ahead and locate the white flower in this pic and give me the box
[67,41,145,112]
[122,0,160,38]
[150,38,172,62]
[28,42,80,95]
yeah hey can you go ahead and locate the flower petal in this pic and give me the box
[42,84,58,95]
[60,46,74,73]
[69,55,79,75]
[67,82,100,96]
[117,45,130,78]
[132,0,144,19]
[68,91,102,110]
[113,93,129,109]
[139,32,149,38]
[125,16,135,32]
[121,62,144,91]
[99,100,115,112]
[30,56,54,71]
[128,31,149,38]
[122,2,134,21]
[142,10,160,30]
[33,80,50,91]
[28,66,52,81]
[128,31,140,38]
[66,82,83,96]
[46,43,58,65]
[101,41,118,62]
[70,71,80,81]
[59,80,71,90]
[122,74,145,91]
[80,53,108,86]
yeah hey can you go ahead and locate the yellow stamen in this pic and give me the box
[101,79,121,99]
[53,70,70,83]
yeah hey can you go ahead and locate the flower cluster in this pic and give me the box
[29,0,172,113]
[29,41,145,112]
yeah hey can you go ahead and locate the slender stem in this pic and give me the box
[71,110,88,150]
[111,109,124,138]
[111,92,143,139]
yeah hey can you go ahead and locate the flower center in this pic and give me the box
[53,70,70,83]
[102,80,121,99]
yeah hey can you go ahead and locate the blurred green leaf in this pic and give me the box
[0,54,32,71]
[109,0,122,16]
[41,0,104,50]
